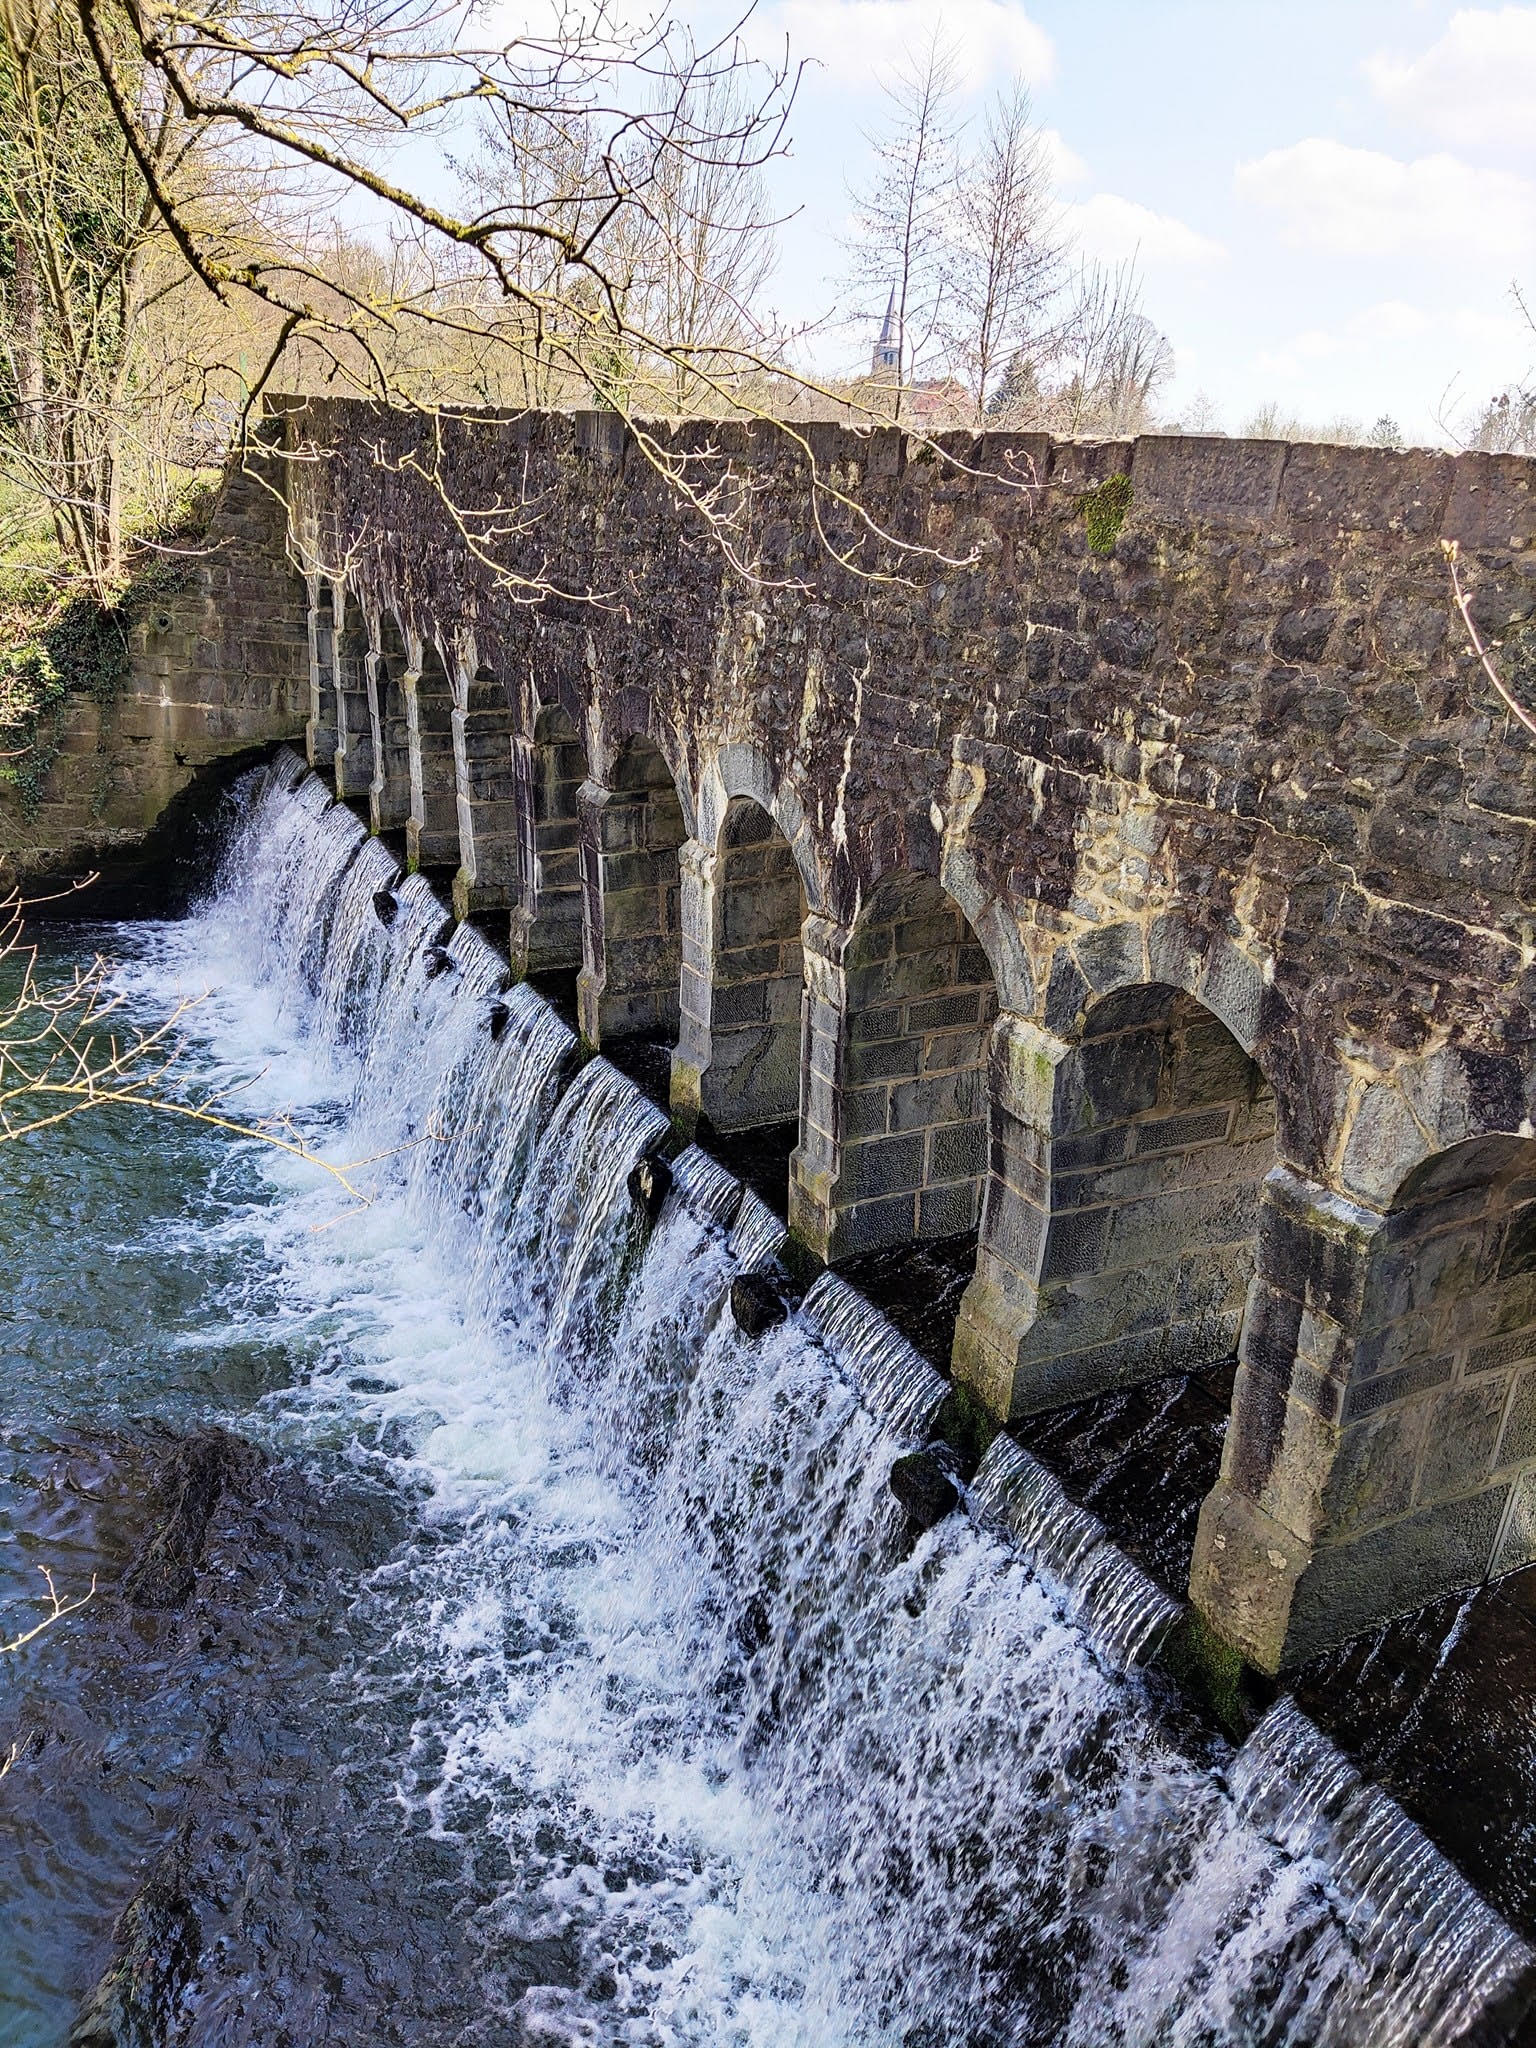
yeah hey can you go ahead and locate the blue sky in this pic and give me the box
[711,0,1536,441]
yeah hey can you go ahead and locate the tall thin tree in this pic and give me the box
[942,79,1061,426]
[844,30,961,419]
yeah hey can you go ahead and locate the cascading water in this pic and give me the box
[4,745,1531,2047]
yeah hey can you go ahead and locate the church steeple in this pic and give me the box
[870,288,900,378]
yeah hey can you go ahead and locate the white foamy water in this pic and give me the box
[100,753,1533,2046]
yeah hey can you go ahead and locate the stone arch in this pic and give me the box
[675,793,806,1137]
[522,702,587,980]
[790,867,996,1262]
[577,728,687,1047]
[692,742,824,915]
[955,980,1276,1423]
[1194,1130,1536,1672]
[331,581,375,800]
[1332,1042,1536,1211]
[367,607,412,836]
[406,635,459,873]
[1048,913,1271,1060]
[452,662,520,921]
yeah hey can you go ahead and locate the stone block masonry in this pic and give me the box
[275,404,1536,1670]
[672,794,805,1137]
[790,874,995,1261]
[35,396,1536,1674]
[0,450,309,910]
[957,985,1276,1417]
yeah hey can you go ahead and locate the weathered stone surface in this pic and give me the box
[0,452,307,908]
[730,1270,790,1338]
[122,1430,252,1612]
[32,401,1536,1668]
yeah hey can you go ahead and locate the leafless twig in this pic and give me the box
[1443,538,1536,741]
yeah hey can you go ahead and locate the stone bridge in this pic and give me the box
[34,398,1536,1674]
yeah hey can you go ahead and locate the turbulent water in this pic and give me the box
[2,747,1532,2047]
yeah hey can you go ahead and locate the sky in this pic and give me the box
[695,0,1536,444]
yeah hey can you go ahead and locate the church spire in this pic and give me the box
[870,287,900,378]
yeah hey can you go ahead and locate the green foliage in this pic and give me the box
[0,634,65,807]
[0,588,130,813]
[1080,472,1133,555]
[0,488,207,813]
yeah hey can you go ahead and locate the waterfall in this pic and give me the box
[800,1272,950,1437]
[155,748,1533,2046]
[972,1431,1183,1667]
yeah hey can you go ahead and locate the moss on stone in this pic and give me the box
[0,504,207,816]
[931,1380,1001,1480]
[1081,473,1134,556]
[1159,1607,1263,1738]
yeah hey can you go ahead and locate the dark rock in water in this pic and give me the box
[422,944,454,979]
[890,1447,960,1531]
[121,1429,250,1610]
[372,888,398,928]
[70,1826,199,2048]
[488,1000,511,1041]
[730,1271,789,1338]
[628,1152,672,1221]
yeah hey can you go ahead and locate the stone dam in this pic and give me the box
[11,400,1536,1684]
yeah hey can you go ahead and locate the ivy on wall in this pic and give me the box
[0,495,209,816]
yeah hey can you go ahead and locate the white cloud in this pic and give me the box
[1368,6,1536,151]
[1235,139,1536,265]
[1246,296,1532,415]
[1040,127,1088,189]
[1064,192,1225,270]
[765,0,1053,93]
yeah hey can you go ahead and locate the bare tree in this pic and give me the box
[844,29,961,418]
[941,78,1060,426]
[1468,385,1536,454]
[46,0,1024,588]
[0,0,274,595]
[626,49,783,415]
[1048,259,1173,437]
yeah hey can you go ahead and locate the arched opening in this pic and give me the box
[1333,1135,1536,1592]
[525,704,587,990]
[368,610,412,839]
[1194,1131,1536,1673]
[452,664,521,923]
[669,792,807,1217]
[701,795,805,1131]
[407,637,458,876]
[332,587,375,801]
[1005,983,1275,1417]
[792,870,995,1279]
[577,732,686,1067]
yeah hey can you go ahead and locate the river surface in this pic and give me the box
[0,752,1531,2046]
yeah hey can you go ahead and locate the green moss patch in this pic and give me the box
[1080,472,1134,556]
